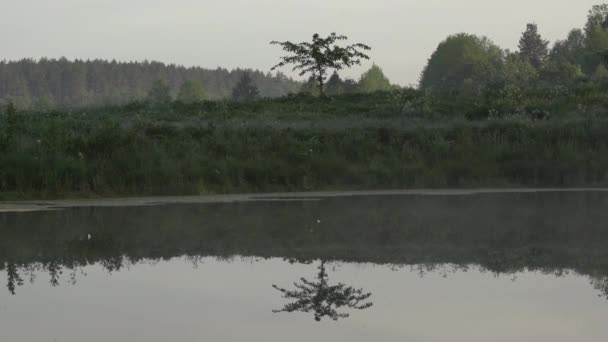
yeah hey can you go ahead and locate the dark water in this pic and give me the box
[1,191,608,341]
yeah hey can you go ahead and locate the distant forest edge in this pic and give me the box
[0,59,303,109]
[6,5,608,110]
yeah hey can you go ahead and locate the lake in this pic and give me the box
[1,190,608,341]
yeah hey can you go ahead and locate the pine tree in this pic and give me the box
[359,64,391,93]
[231,72,260,102]
[325,71,344,96]
[518,23,549,69]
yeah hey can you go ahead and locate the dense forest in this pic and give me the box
[415,4,608,97]
[0,59,302,109]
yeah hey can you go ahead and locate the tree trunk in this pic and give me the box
[319,78,324,97]
[317,66,325,97]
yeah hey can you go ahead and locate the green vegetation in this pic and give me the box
[147,79,173,105]
[0,59,301,109]
[420,33,505,91]
[271,33,370,96]
[2,82,608,199]
[358,64,393,93]
[3,5,608,199]
[518,23,549,69]
[177,80,207,104]
[231,72,260,102]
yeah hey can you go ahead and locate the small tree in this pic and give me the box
[178,80,206,104]
[271,33,371,96]
[325,71,344,96]
[518,23,549,69]
[147,79,172,104]
[232,72,260,102]
[358,64,392,93]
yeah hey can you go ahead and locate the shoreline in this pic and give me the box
[2,187,608,213]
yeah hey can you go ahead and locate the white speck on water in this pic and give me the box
[87,234,92,240]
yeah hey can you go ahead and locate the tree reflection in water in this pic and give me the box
[272,260,373,321]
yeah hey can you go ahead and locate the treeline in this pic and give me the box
[300,64,396,96]
[419,4,608,94]
[0,58,301,109]
[4,5,608,110]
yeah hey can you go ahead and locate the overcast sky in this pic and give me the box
[0,0,604,85]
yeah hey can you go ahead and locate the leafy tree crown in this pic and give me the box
[271,33,371,96]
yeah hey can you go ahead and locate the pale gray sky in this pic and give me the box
[0,0,604,85]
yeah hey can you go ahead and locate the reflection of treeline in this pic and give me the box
[2,192,608,293]
[3,94,608,198]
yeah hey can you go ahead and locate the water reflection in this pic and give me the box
[1,191,608,301]
[272,260,373,321]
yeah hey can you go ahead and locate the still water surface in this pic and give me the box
[1,191,608,341]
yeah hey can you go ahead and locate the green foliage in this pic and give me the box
[325,72,345,96]
[592,64,608,81]
[342,79,360,94]
[2,86,608,199]
[147,80,172,104]
[583,5,608,73]
[0,59,301,109]
[504,52,539,86]
[585,26,608,72]
[518,23,549,69]
[358,65,392,93]
[231,72,260,102]
[300,76,320,96]
[540,60,584,85]
[1,102,19,148]
[177,80,206,104]
[271,33,371,96]
[585,4,608,36]
[550,29,586,66]
[419,33,504,92]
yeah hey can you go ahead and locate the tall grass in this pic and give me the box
[2,89,608,198]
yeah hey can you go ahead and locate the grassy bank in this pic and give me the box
[2,90,608,199]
